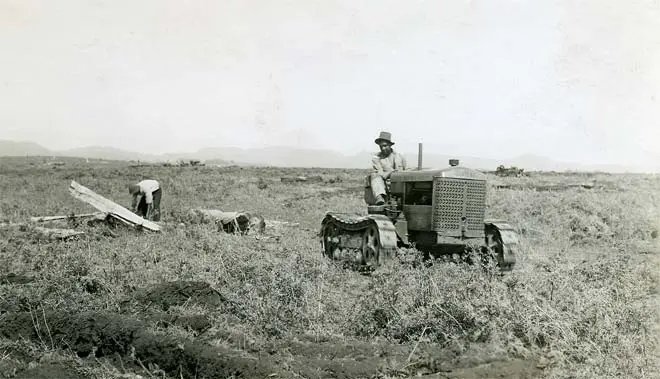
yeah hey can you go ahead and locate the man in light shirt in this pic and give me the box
[368,131,407,205]
[128,179,162,221]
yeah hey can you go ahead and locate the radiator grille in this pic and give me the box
[433,178,486,233]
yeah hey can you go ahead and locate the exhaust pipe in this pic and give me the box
[418,143,423,170]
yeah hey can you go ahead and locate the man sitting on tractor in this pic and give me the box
[366,131,407,205]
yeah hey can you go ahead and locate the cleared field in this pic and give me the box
[0,156,658,379]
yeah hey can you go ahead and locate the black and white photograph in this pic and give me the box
[0,1,658,378]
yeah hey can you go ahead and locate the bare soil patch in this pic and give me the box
[0,310,544,379]
[418,359,541,379]
[127,280,227,311]
[153,313,215,335]
[269,338,543,378]
[0,311,282,378]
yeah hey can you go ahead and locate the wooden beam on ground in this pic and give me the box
[68,180,161,232]
[30,212,106,223]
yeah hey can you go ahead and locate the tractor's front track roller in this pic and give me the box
[320,212,398,269]
[484,221,521,271]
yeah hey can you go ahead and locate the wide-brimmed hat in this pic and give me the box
[374,131,395,146]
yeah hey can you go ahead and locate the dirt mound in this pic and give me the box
[269,339,543,379]
[0,311,281,378]
[0,310,544,379]
[129,280,227,311]
[154,313,214,334]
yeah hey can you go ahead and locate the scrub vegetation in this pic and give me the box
[0,156,658,379]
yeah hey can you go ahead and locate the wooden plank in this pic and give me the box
[68,180,161,232]
[30,212,106,223]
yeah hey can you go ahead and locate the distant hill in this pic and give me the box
[59,146,161,162]
[0,140,51,156]
[0,142,235,166]
[0,139,655,173]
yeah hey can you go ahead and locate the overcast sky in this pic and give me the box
[0,0,658,169]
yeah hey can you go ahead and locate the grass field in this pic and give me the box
[0,156,658,379]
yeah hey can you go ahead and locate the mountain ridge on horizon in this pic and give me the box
[0,139,654,173]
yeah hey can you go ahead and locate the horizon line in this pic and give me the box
[1,138,657,173]
[0,137,589,162]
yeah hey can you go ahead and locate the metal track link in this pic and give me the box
[484,221,520,270]
[320,212,399,265]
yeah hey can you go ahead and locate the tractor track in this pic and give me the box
[320,212,399,268]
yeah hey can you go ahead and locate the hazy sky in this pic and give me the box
[1,0,659,169]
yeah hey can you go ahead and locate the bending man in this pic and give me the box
[128,179,162,221]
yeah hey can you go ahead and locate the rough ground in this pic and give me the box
[0,313,544,379]
[0,280,545,379]
[1,161,658,379]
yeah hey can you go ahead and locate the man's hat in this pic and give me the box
[375,131,395,146]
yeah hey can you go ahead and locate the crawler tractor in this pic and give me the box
[320,144,521,271]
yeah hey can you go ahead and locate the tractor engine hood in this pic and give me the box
[391,166,487,183]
